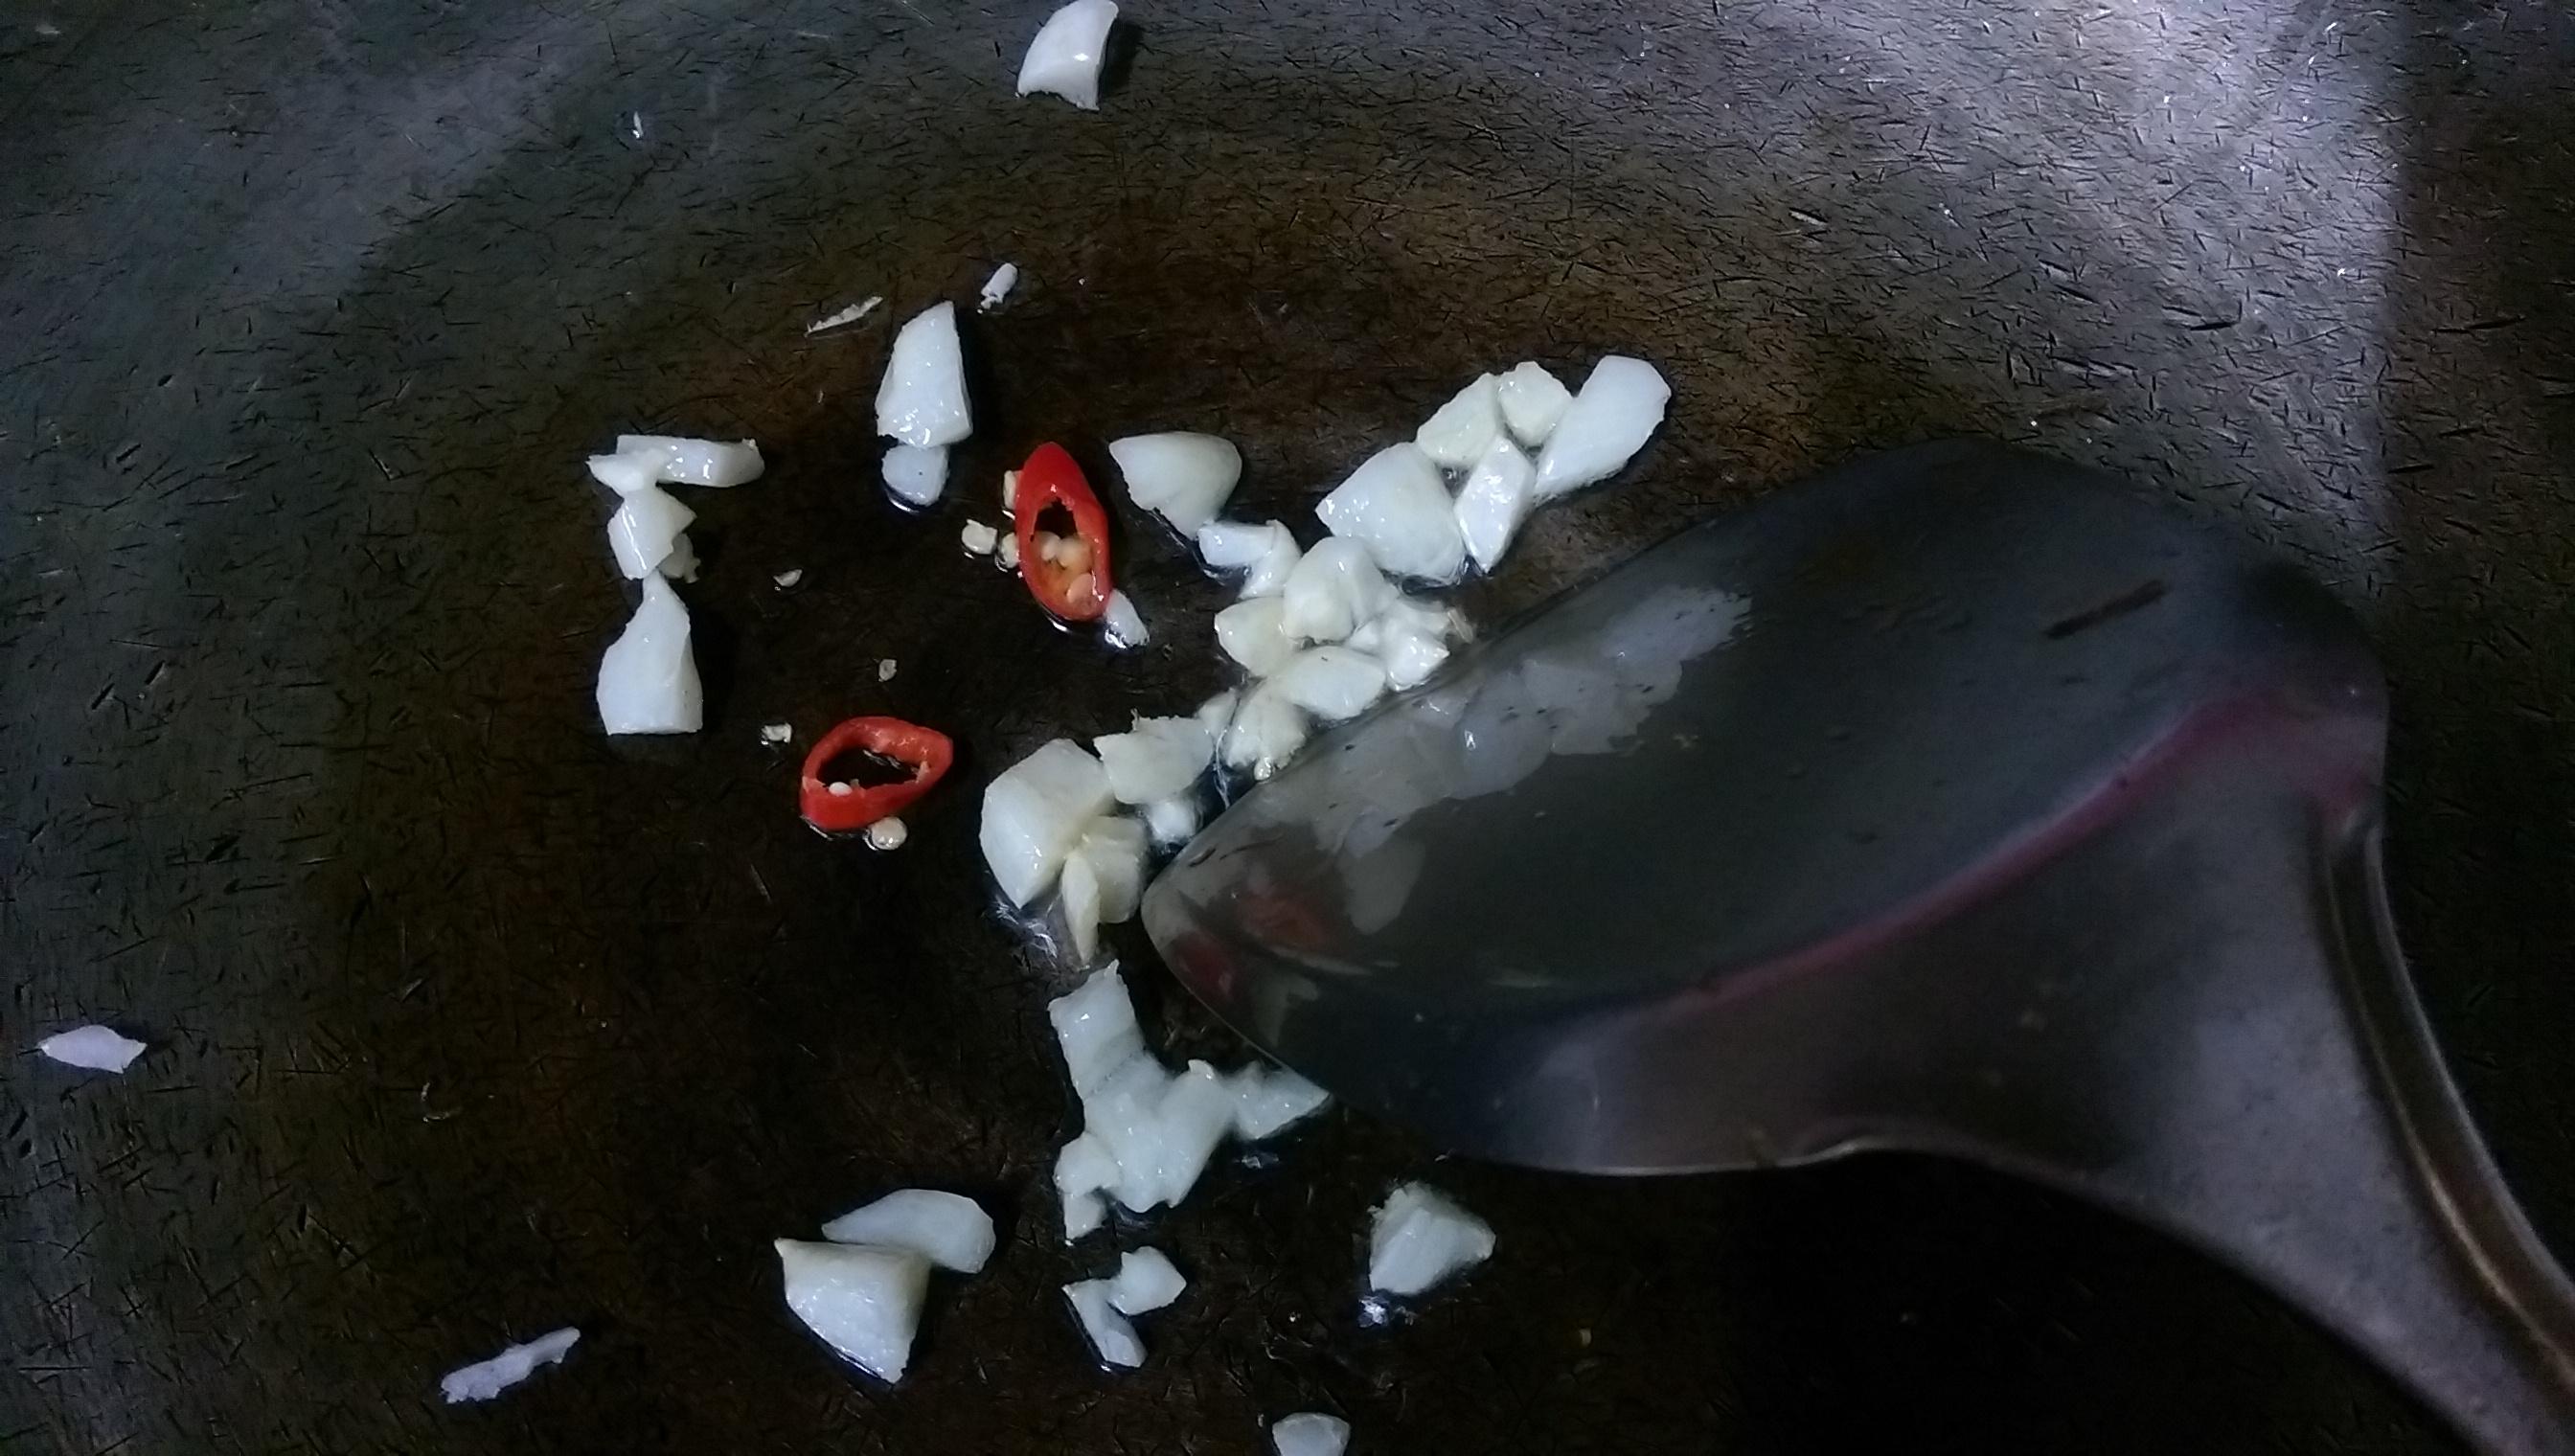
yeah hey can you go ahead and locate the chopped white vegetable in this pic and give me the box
[658,535,700,582]
[1015,0,1119,110]
[978,262,1020,312]
[761,722,793,744]
[615,434,765,488]
[1367,1182,1495,1297]
[1270,1412,1353,1456]
[1281,537,1396,645]
[1316,443,1466,583]
[1048,967,1318,1231]
[1143,793,1200,846]
[1197,519,1301,597]
[606,487,695,579]
[775,1239,932,1382]
[1274,647,1388,721]
[1415,373,1502,469]
[1220,685,1310,780]
[877,658,899,682]
[1194,689,1241,740]
[1061,815,1150,962]
[1110,432,1242,536]
[1496,360,1573,446]
[1227,1064,1331,1139]
[37,1025,147,1073]
[596,575,702,736]
[1362,598,1466,691]
[865,817,908,851]
[979,739,1116,905]
[960,519,999,556]
[997,533,1022,570]
[881,443,949,508]
[1001,468,1019,511]
[1102,590,1151,649]
[1094,717,1215,804]
[439,1327,580,1404]
[821,1190,995,1273]
[1455,436,1537,573]
[1532,355,1670,500]
[1215,597,1298,676]
[876,301,973,448]
[807,295,883,334]
[1063,1279,1146,1367]
[1106,1247,1187,1315]
[773,568,804,589]
[587,447,670,497]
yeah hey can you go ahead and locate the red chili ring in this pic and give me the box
[798,716,955,833]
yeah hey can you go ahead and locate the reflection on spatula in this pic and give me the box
[1144,441,2575,1454]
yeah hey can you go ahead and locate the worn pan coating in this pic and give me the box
[3,1,2569,1451]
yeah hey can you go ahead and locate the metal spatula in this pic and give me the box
[1143,440,2575,1454]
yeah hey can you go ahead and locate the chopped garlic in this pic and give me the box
[1094,716,1215,804]
[1102,590,1150,649]
[1270,1412,1352,1456]
[776,1240,932,1382]
[877,658,898,682]
[1106,1247,1186,1315]
[997,534,1022,569]
[1366,1182,1494,1297]
[978,262,1020,312]
[1496,360,1573,446]
[1016,0,1119,110]
[614,434,765,488]
[773,568,804,589]
[980,739,1115,905]
[760,722,793,744]
[1415,372,1502,469]
[37,1025,147,1073]
[865,817,908,851]
[1316,443,1466,582]
[960,519,1000,556]
[820,1189,994,1273]
[1063,1278,1146,1367]
[807,295,883,334]
[440,1327,580,1403]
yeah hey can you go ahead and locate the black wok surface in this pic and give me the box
[4,1,2569,1451]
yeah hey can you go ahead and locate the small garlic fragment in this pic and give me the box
[865,817,908,851]
[960,519,1000,556]
[761,722,793,744]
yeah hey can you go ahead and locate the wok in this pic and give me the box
[4,1,2569,1451]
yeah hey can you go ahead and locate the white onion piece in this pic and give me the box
[596,575,702,735]
[880,444,949,508]
[1197,519,1302,597]
[587,447,670,497]
[1110,432,1242,536]
[1496,360,1573,446]
[876,301,973,447]
[1368,599,1461,691]
[1366,1182,1495,1297]
[1094,716,1215,804]
[1270,1412,1353,1456]
[821,1190,995,1273]
[776,1240,932,1382]
[806,295,882,334]
[1194,689,1241,740]
[1316,444,1466,583]
[1061,816,1150,962]
[1220,686,1310,780]
[1048,967,1331,1234]
[615,434,765,488]
[1227,1064,1331,1139]
[1063,1279,1146,1367]
[1015,0,1119,109]
[1454,436,1537,574]
[1215,597,1298,676]
[37,1025,146,1073]
[979,739,1115,905]
[658,535,699,582]
[1102,590,1151,650]
[1532,355,1670,500]
[978,262,1019,311]
[960,519,999,555]
[1143,793,1200,846]
[440,1327,580,1403]
[1274,648,1388,721]
[1281,537,1397,645]
[1107,1247,1187,1315]
[1415,373,1502,469]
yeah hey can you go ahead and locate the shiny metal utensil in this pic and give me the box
[1145,440,2575,1454]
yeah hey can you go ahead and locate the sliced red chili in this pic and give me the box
[1012,442,1113,623]
[799,716,955,833]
